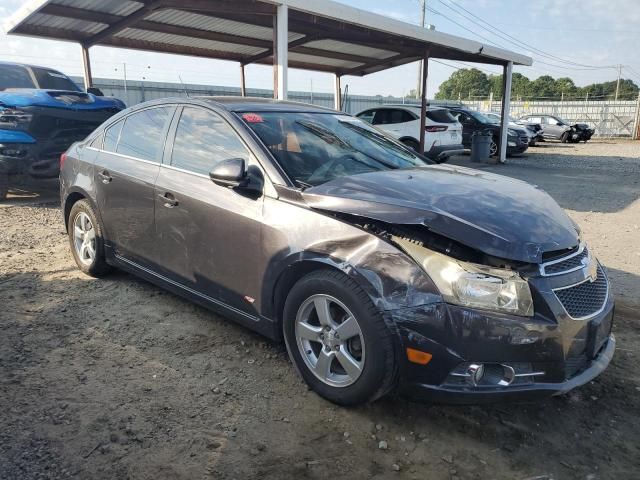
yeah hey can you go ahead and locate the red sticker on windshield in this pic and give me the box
[242,113,264,123]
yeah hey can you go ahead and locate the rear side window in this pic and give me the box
[117,107,171,162]
[426,109,457,123]
[357,110,376,124]
[103,120,123,152]
[0,64,35,90]
[372,109,415,125]
[170,107,249,175]
[89,133,103,149]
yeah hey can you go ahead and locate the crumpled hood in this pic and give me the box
[303,165,579,263]
[0,89,125,110]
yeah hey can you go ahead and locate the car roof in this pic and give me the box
[197,96,337,114]
[0,60,64,74]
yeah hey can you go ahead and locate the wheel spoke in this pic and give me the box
[334,316,360,341]
[297,322,322,342]
[86,241,95,259]
[314,297,333,327]
[74,226,84,240]
[335,347,362,380]
[85,227,95,242]
[80,243,90,260]
[314,350,334,380]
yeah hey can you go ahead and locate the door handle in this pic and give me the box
[98,170,112,184]
[158,192,179,208]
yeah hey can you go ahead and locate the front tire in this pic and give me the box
[283,270,397,406]
[68,199,111,277]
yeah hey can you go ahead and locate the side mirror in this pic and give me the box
[87,87,104,96]
[209,158,249,188]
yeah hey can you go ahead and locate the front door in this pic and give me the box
[153,106,264,316]
[95,106,174,265]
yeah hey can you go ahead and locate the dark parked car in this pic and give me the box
[519,114,594,143]
[444,106,529,156]
[61,97,615,405]
[0,61,125,200]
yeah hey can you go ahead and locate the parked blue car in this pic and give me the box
[0,61,125,199]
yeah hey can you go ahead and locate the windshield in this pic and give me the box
[31,67,80,91]
[241,111,427,187]
[0,64,36,90]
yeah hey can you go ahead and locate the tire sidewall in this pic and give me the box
[68,200,109,277]
[283,272,394,405]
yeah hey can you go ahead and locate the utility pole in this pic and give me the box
[615,64,622,101]
[415,0,426,99]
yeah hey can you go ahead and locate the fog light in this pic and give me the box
[508,141,516,147]
[466,363,485,386]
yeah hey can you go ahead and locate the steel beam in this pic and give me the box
[81,44,93,90]
[274,4,288,100]
[418,50,429,154]
[499,61,513,163]
[334,75,342,111]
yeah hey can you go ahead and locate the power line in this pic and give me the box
[436,0,619,71]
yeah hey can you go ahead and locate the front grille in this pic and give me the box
[554,265,608,319]
[544,246,589,275]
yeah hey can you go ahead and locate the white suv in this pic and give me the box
[355,105,464,163]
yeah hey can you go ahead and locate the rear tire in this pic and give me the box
[68,199,111,277]
[282,270,397,406]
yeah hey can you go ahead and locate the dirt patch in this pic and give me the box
[2,141,640,479]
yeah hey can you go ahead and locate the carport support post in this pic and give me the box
[499,61,513,164]
[273,4,288,100]
[334,75,342,111]
[240,63,246,97]
[80,44,93,91]
[418,50,430,154]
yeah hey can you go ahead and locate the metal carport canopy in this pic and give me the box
[5,0,532,162]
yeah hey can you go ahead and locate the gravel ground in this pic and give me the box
[1,140,639,480]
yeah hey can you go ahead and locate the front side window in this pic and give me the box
[117,107,171,162]
[0,64,35,90]
[242,111,426,188]
[31,67,80,91]
[171,107,250,175]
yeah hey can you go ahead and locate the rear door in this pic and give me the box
[94,105,174,265]
[153,105,264,316]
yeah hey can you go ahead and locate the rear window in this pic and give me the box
[0,64,35,90]
[426,109,457,123]
[31,67,80,91]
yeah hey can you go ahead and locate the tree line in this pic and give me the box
[430,68,639,101]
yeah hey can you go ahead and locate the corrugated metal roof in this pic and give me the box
[303,39,397,59]
[116,28,268,57]
[5,0,533,74]
[52,0,143,17]
[28,12,105,35]
[288,52,362,69]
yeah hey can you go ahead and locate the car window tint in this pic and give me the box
[171,107,249,175]
[357,110,376,124]
[31,67,80,92]
[371,110,389,125]
[103,120,123,152]
[0,64,35,89]
[117,107,171,162]
[426,109,456,123]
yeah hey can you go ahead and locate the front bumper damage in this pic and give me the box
[387,269,615,404]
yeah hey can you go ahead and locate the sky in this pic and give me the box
[1,0,639,98]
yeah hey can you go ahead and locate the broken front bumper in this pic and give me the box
[388,291,615,404]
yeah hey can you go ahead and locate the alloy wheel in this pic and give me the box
[295,294,365,387]
[73,212,96,266]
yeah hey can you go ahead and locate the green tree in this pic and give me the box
[435,68,490,100]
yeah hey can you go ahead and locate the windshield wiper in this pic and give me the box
[294,179,313,190]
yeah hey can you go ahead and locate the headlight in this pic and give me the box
[394,237,534,316]
[507,128,518,137]
[0,107,33,130]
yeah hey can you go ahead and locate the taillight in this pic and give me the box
[60,152,67,169]
[425,125,448,132]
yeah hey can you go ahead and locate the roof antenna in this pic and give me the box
[178,75,190,98]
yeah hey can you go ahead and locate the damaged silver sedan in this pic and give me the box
[60,97,615,405]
